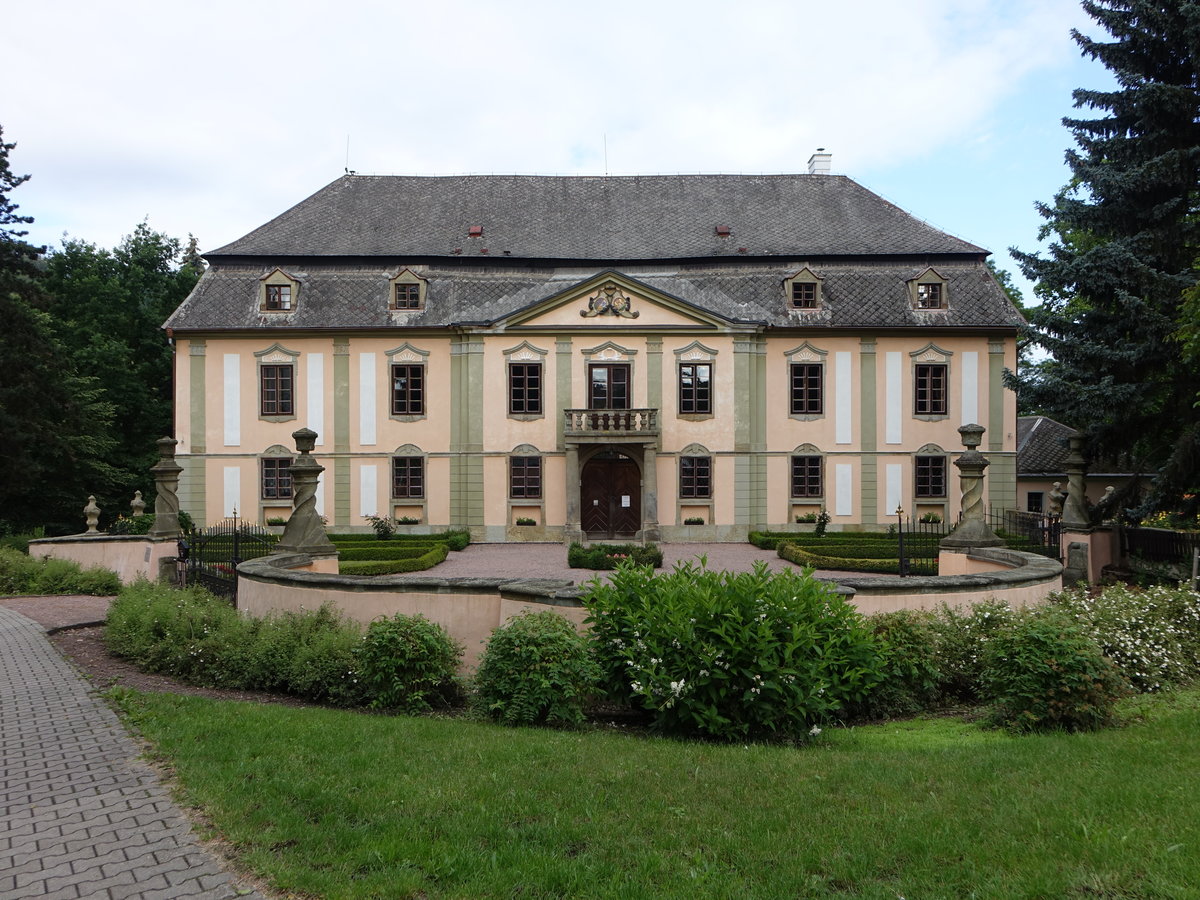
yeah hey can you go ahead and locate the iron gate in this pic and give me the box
[184,520,277,603]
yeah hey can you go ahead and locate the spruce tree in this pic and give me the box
[1012,1,1200,515]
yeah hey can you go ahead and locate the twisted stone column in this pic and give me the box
[148,438,183,538]
[940,423,1003,549]
[1062,434,1090,528]
[277,428,337,556]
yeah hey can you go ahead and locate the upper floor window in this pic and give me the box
[915,455,947,498]
[389,268,427,311]
[265,285,292,310]
[510,456,542,499]
[261,458,293,500]
[589,364,630,410]
[391,364,425,416]
[909,268,948,310]
[784,267,823,310]
[260,364,294,416]
[790,363,823,415]
[394,283,421,309]
[1027,491,1044,514]
[914,363,947,416]
[680,455,712,499]
[392,456,425,499]
[679,363,711,415]
[509,363,542,415]
[791,455,823,498]
[916,282,943,309]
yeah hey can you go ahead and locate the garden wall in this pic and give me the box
[238,554,587,669]
[29,534,178,584]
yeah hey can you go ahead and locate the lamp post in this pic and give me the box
[896,504,909,577]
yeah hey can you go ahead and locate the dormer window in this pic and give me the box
[265,284,291,310]
[389,268,427,311]
[259,269,299,313]
[917,282,942,309]
[394,283,421,309]
[792,282,818,309]
[909,268,948,310]
[784,267,823,310]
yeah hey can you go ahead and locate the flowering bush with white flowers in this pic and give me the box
[1048,583,1200,692]
[583,560,883,741]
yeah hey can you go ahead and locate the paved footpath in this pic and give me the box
[0,605,265,900]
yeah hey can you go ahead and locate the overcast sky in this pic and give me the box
[8,0,1107,302]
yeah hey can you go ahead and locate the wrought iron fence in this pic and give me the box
[183,519,277,603]
[896,518,949,576]
[984,508,1062,560]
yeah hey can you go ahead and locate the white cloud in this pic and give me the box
[7,0,1093,254]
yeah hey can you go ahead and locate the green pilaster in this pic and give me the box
[988,340,1006,452]
[188,341,206,454]
[333,338,351,526]
[184,341,208,526]
[450,335,485,529]
[733,336,768,527]
[556,337,572,449]
[859,339,878,524]
[987,453,1018,511]
[646,337,663,413]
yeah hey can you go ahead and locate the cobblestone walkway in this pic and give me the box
[0,606,263,900]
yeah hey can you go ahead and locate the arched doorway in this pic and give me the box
[581,450,640,538]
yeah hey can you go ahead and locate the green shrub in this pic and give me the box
[339,547,450,576]
[1048,583,1200,692]
[106,582,368,705]
[777,542,916,575]
[930,600,1016,702]
[473,611,601,727]
[0,528,42,554]
[584,561,884,741]
[359,614,463,713]
[108,513,156,535]
[364,515,397,539]
[567,542,663,570]
[337,543,446,562]
[0,547,121,596]
[982,607,1129,732]
[849,610,942,719]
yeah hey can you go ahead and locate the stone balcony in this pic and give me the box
[563,408,659,440]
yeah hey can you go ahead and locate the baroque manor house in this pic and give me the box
[165,157,1024,541]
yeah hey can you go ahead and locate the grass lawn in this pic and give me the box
[112,689,1200,899]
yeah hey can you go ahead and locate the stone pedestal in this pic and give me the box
[277,428,339,564]
[940,424,1003,550]
[148,437,184,538]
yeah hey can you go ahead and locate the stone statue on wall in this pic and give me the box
[939,423,1003,549]
[277,428,337,557]
[148,438,184,539]
[83,496,101,534]
[1048,482,1066,517]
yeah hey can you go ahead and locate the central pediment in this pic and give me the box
[499,271,730,329]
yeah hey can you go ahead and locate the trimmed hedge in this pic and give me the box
[337,544,447,562]
[340,545,450,575]
[779,543,904,574]
[568,542,663,570]
[327,529,470,551]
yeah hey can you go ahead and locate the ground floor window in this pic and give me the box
[261,458,293,500]
[392,456,424,498]
[1027,491,1044,513]
[790,456,823,498]
[510,456,542,498]
[915,456,947,498]
[679,455,711,498]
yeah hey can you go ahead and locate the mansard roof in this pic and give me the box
[166,259,1026,332]
[209,173,987,260]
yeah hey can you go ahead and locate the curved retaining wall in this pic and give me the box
[238,547,1063,669]
[29,534,179,584]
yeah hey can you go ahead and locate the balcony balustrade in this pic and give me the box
[563,408,659,438]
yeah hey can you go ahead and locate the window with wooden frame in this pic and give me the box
[909,269,948,310]
[679,455,712,499]
[509,363,542,415]
[394,283,421,309]
[392,456,424,499]
[784,267,822,310]
[914,363,948,416]
[391,364,425,416]
[261,458,293,500]
[790,455,823,498]
[790,363,823,415]
[265,284,292,310]
[915,455,947,498]
[678,362,712,415]
[916,282,943,309]
[509,456,542,499]
[259,364,294,416]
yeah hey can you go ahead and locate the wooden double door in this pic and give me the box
[581,451,641,538]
